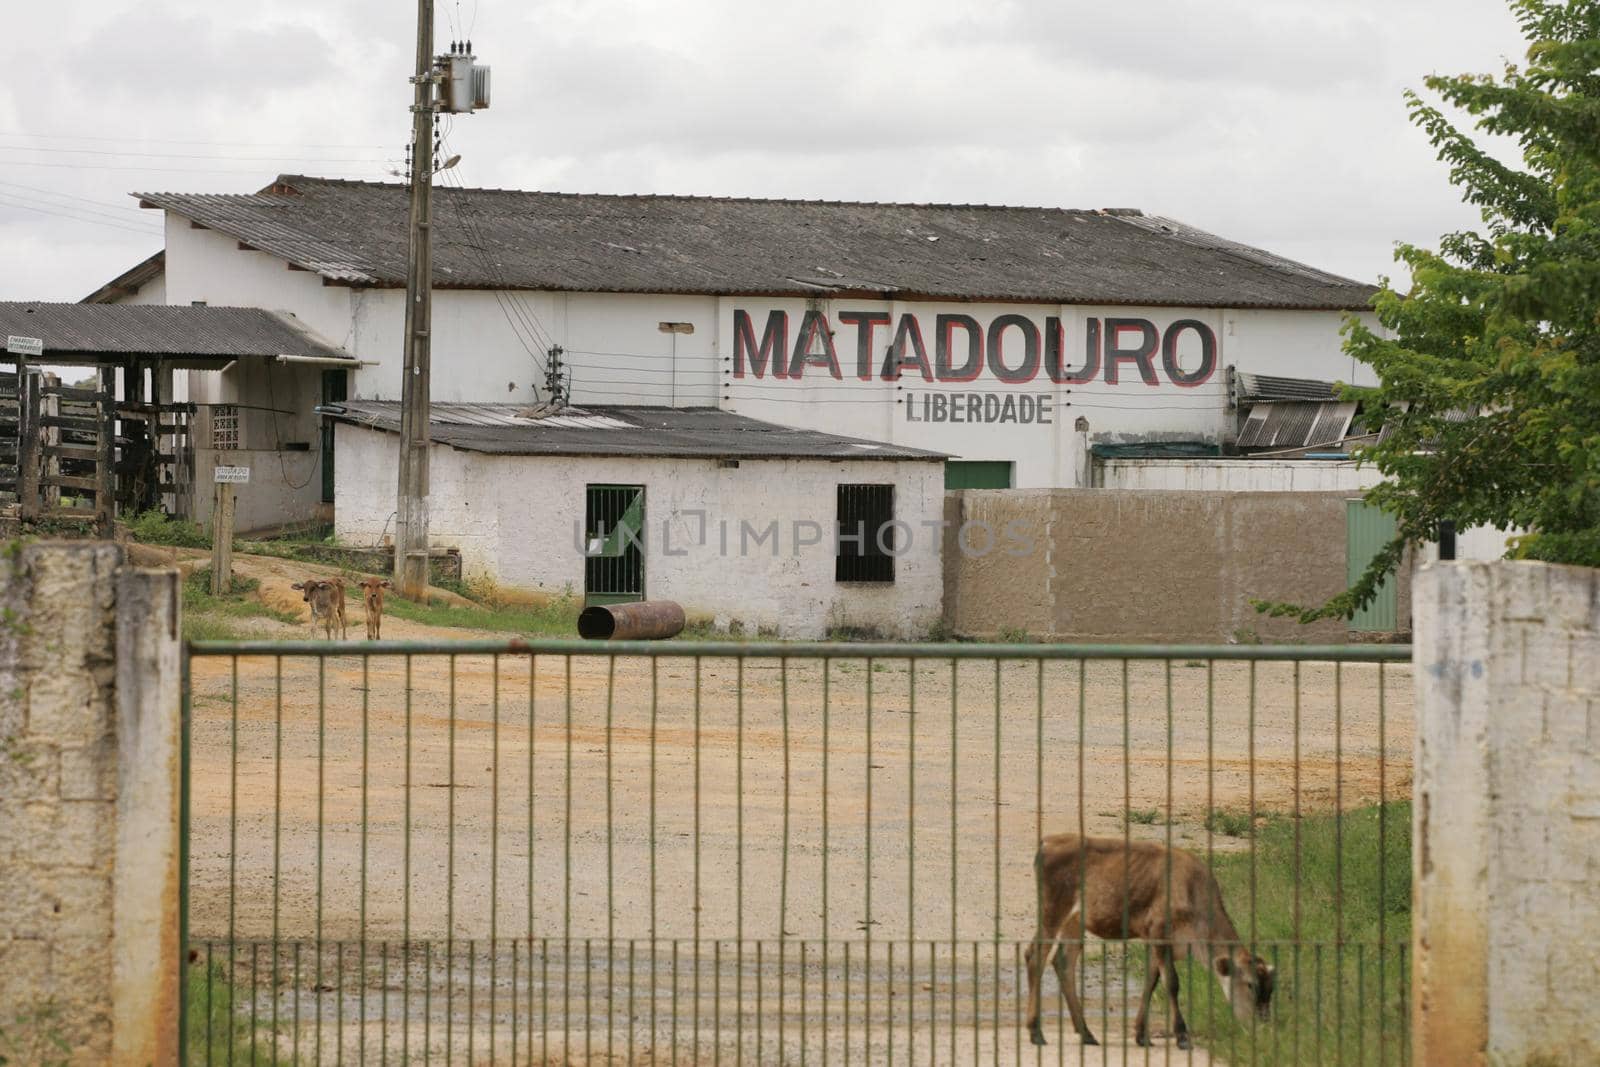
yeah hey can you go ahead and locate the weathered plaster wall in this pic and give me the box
[1412,561,1600,1067]
[334,423,945,638]
[0,543,181,1065]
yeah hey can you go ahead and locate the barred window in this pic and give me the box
[212,405,239,451]
[836,483,895,583]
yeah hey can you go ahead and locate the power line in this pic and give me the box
[0,179,154,213]
[0,130,392,150]
[438,173,552,378]
[0,142,395,164]
[0,194,163,237]
[0,186,162,227]
[437,156,560,371]
[0,159,394,177]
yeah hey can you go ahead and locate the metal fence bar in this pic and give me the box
[178,639,1412,1065]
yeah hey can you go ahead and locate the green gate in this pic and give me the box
[585,484,644,605]
[1347,499,1399,632]
[179,637,1413,1065]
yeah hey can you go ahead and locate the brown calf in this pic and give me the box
[358,578,391,640]
[290,578,347,640]
[1024,834,1275,1049]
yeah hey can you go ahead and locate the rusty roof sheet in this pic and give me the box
[0,302,351,362]
[328,401,944,460]
[133,175,1378,311]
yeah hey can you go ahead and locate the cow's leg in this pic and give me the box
[1053,909,1096,1046]
[1160,945,1190,1049]
[1024,929,1053,1046]
[1027,875,1068,1047]
[1134,945,1163,1046]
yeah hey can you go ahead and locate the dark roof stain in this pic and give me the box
[133,175,1379,311]
[328,400,945,461]
[0,302,352,362]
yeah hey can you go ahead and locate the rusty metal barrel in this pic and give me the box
[577,600,686,640]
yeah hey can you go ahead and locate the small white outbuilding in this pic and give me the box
[329,402,946,639]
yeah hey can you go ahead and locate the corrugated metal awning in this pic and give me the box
[1236,401,1356,450]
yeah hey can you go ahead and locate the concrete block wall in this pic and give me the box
[1413,561,1600,1066]
[0,542,181,1065]
[943,488,1411,642]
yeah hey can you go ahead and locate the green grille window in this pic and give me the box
[836,483,895,583]
[585,484,645,605]
[944,461,1013,489]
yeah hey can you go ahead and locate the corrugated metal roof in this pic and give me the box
[1233,371,1343,402]
[0,302,351,362]
[1236,401,1357,450]
[133,175,1379,311]
[327,401,945,461]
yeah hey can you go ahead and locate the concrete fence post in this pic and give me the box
[0,541,181,1065]
[1413,560,1600,1066]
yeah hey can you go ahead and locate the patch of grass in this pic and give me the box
[1180,804,1412,1065]
[183,570,298,624]
[384,588,580,636]
[1126,807,1162,825]
[181,569,299,643]
[998,625,1032,643]
[824,624,884,642]
[181,616,252,643]
[127,509,210,548]
[185,958,295,1065]
[1205,809,1255,838]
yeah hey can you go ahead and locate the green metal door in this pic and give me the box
[1347,499,1398,631]
[585,484,645,605]
[944,460,1013,490]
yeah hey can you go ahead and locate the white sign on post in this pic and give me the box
[6,335,43,357]
[213,465,251,484]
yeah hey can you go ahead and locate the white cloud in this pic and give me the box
[0,0,1528,299]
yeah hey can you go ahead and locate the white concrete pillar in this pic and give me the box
[0,542,181,1065]
[1413,560,1600,1066]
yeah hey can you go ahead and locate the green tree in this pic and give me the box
[1262,0,1600,624]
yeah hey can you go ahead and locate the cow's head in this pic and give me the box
[290,579,337,613]
[358,578,392,598]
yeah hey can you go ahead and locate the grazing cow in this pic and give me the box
[1025,833,1275,1049]
[290,578,347,640]
[358,578,391,640]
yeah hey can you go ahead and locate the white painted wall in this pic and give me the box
[115,273,166,306]
[1100,458,1383,492]
[158,210,1377,492]
[335,423,945,638]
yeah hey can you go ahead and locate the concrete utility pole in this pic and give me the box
[394,0,436,600]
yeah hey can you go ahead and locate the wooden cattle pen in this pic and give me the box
[0,302,356,533]
[0,350,193,534]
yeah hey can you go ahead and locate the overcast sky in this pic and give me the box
[1,0,1526,303]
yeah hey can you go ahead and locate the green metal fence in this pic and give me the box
[180,639,1412,1065]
